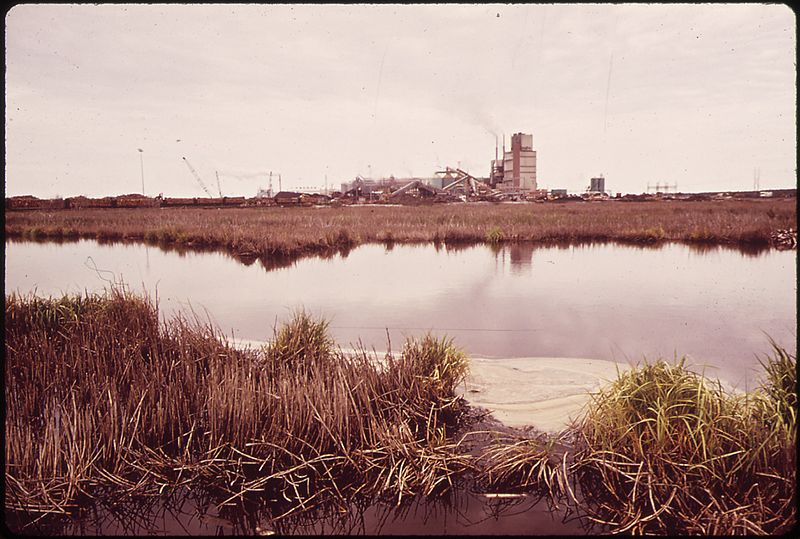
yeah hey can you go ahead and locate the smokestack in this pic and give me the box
[502,134,505,156]
[495,134,498,162]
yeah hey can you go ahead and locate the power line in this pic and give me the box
[329,325,541,333]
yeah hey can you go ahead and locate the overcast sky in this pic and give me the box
[4,3,796,198]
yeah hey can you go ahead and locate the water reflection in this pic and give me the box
[9,482,588,536]
[5,235,774,269]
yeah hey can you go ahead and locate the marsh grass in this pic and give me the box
[4,290,473,527]
[477,433,570,500]
[5,200,795,266]
[477,352,797,535]
[6,287,796,534]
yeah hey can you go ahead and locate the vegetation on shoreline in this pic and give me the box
[5,200,795,266]
[5,290,796,534]
[5,290,472,527]
[479,351,797,535]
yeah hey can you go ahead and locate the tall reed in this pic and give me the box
[5,290,473,526]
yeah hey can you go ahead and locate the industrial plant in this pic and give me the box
[6,130,797,210]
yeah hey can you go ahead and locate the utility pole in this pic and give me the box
[137,148,145,195]
[278,174,282,193]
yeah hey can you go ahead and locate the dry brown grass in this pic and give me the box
[5,199,795,265]
[4,290,473,526]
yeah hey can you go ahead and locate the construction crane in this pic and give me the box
[182,157,213,197]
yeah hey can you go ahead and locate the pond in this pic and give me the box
[5,239,796,391]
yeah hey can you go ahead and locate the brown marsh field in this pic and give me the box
[5,199,797,263]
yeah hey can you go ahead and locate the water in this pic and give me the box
[5,239,796,390]
[9,485,586,536]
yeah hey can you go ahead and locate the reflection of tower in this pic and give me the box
[508,243,535,270]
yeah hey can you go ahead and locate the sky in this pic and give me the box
[4,3,797,198]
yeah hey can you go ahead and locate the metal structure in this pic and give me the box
[137,148,145,196]
[388,179,440,200]
[216,170,278,198]
[215,171,223,197]
[439,167,493,197]
[182,157,213,197]
[436,167,524,201]
[647,182,678,194]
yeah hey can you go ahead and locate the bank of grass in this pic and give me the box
[6,290,797,535]
[4,290,472,525]
[479,351,797,535]
[4,200,796,263]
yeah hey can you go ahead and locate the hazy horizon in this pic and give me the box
[5,4,797,198]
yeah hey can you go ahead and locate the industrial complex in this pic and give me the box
[5,130,796,210]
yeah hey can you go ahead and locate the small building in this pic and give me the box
[273,191,303,206]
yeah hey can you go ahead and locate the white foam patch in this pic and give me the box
[457,356,631,434]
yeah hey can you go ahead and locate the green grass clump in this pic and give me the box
[485,226,505,244]
[569,354,796,534]
[471,350,796,535]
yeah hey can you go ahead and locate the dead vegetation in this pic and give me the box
[4,200,795,268]
[4,290,473,529]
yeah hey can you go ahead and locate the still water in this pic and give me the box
[5,239,796,390]
[10,485,585,536]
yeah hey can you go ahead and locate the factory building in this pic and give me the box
[589,176,606,193]
[340,176,447,196]
[490,133,537,192]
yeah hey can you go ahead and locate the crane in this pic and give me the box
[215,171,223,197]
[182,157,213,197]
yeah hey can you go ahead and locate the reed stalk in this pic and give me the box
[5,290,474,527]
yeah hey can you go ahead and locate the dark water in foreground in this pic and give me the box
[8,485,586,536]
